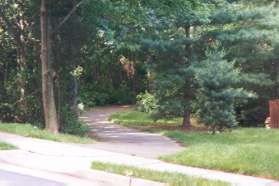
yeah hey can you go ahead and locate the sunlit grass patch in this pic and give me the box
[0,141,16,150]
[0,123,94,144]
[161,128,279,180]
[92,161,229,186]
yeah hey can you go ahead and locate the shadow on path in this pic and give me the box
[80,106,184,158]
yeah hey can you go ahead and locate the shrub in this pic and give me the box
[110,83,136,104]
[136,92,158,113]
[0,103,14,122]
[59,105,90,136]
[80,82,136,107]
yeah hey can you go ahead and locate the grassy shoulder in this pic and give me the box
[0,123,94,144]
[0,141,16,150]
[91,161,229,186]
[162,128,279,180]
[110,110,279,180]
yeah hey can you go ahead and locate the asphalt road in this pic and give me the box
[0,170,65,186]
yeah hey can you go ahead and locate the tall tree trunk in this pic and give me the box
[181,25,193,129]
[182,109,191,129]
[40,0,59,133]
[16,43,27,121]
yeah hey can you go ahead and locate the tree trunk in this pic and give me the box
[182,109,191,129]
[181,25,193,129]
[16,43,27,121]
[13,16,28,122]
[70,76,79,116]
[40,0,59,133]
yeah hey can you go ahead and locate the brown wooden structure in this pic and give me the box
[269,100,279,128]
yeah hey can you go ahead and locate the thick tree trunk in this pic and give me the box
[182,109,191,129]
[40,0,59,133]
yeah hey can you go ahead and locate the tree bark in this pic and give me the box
[15,18,28,121]
[16,42,27,121]
[40,0,59,133]
[181,25,194,129]
[182,109,191,129]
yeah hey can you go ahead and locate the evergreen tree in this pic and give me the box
[142,0,214,128]
[194,48,255,133]
[206,1,278,124]
[144,0,277,128]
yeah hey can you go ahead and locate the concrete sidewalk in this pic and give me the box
[0,161,163,186]
[0,132,163,186]
[0,132,278,186]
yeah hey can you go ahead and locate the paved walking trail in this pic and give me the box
[80,105,184,158]
[0,106,278,186]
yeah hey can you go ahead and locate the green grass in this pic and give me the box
[110,110,279,180]
[162,128,279,180]
[0,141,16,150]
[91,161,229,186]
[0,123,94,144]
[109,111,182,130]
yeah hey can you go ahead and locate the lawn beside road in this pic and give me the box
[0,123,94,144]
[92,161,229,186]
[0,141,15,150]
[110,110,279,180]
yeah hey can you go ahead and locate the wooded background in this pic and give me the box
[0,0,278,134]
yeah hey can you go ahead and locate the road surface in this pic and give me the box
[0,169,64,186]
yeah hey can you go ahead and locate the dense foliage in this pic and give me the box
[136,92,158,114]
[0,0,278,134]
[194,49,255,133]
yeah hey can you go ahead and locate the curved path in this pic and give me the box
[80,106,184,158]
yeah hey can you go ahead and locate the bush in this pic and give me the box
[136,92,158,113]
[59,105,90,136]
[80,82,136,107]
[236,100,268,127]
[110,83,136,104]
[0,103,14,122]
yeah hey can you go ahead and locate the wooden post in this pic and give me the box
[269,100,279,128]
